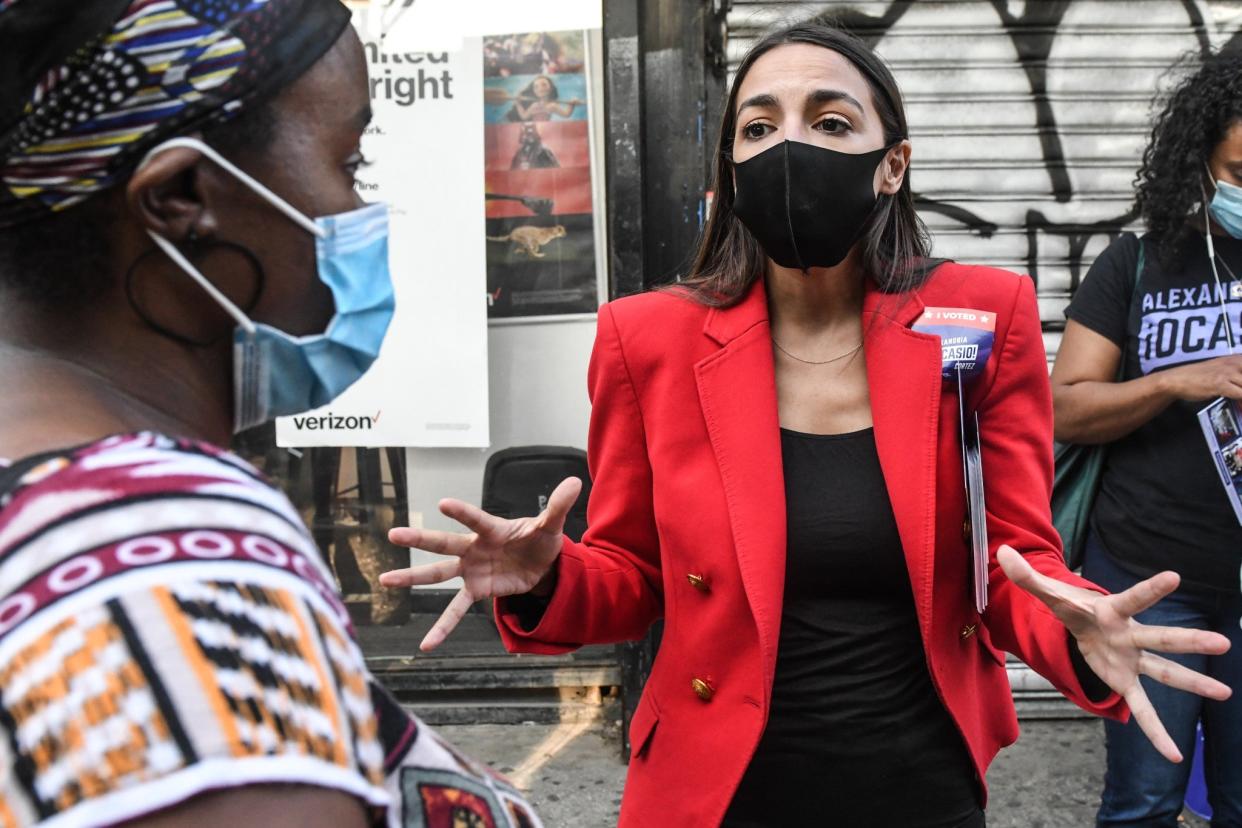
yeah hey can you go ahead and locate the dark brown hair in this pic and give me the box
[675,23,931,307]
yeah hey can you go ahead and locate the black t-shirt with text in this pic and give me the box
[1066,231,1242,593]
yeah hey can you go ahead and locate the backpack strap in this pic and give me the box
[1119,235,1146,380]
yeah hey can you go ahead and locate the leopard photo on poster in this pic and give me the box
[483,30,599,318]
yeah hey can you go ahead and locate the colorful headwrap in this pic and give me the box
[0,0,352,229]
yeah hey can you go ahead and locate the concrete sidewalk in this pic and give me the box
[440,715,1210,827]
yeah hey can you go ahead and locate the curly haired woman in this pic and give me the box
[1053,47,1242,826]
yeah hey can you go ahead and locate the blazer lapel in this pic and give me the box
[694,282,786,695]
[863,291,944,636]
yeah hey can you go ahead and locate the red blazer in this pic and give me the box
[496,263,1127,826]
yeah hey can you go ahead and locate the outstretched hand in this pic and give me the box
[380,477,582,652]
[997,545,1231,762]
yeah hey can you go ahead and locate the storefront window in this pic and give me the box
[235,428,412,631]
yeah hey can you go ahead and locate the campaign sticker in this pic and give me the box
[913,307,997,381]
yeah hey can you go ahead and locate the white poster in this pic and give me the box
[276,15,489,449]
[362,0,602,50]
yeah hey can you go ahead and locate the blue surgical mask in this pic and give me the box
[1209,175,1242,240]
[139,137,395,432]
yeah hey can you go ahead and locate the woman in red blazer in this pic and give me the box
[384,23,1230,827]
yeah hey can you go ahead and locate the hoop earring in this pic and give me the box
[125,238,265,348]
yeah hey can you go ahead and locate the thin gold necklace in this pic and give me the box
[771,338,864,365]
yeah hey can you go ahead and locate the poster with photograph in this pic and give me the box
[1197,396,1242,526]
[483,30,599,318]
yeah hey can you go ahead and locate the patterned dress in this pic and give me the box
[0,433,539,828]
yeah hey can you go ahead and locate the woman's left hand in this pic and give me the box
[997,545,1232,762]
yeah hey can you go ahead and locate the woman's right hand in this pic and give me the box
[380,477,582,652]
[1160,354,1242,401]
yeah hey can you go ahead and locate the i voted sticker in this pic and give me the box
[913,307,997,381]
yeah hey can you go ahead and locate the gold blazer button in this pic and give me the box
[686,573,710,593]
[691,678,715,702]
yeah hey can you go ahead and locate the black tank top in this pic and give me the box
[722,428,982,827]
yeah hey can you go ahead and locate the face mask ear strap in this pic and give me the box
[1200,171,1216,226]
[1200,176,1239,353]
[138,136,327,240]
[146,230,258,335]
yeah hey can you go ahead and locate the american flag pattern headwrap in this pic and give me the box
[0,0,352,229]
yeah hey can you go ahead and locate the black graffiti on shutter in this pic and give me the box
[784,1,1241,306]
[805,0,917,48]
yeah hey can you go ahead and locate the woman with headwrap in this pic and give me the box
[0,3,538,827]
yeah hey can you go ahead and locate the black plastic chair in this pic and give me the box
[482,446,591,542]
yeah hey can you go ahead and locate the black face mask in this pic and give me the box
[732,140,890,270]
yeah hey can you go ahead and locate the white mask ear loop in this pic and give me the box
[1202,170,1239,354]
[135,136,332,337]
[143,230,257,335]
[138,136,326,239]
